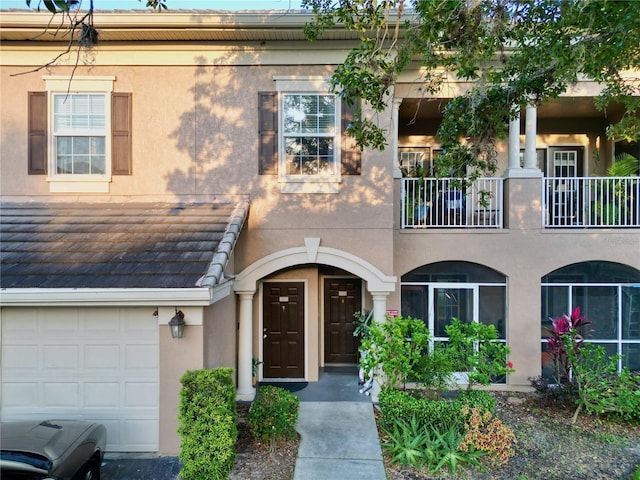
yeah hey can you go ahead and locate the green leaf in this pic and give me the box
[53,0,69,11]
[42,0,57,13]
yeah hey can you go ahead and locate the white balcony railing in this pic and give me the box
[543,176,640,228]
[401,177,504,229]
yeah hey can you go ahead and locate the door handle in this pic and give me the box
[263,334,267,339]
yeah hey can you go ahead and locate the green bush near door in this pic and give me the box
[178,368,238,480]
[248,385,300,442]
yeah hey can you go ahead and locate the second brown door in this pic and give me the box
[324,278,362,364]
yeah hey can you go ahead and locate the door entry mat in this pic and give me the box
[258,381,309,393]
[323,365,358,374]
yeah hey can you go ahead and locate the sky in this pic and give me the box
[1,0,307,10]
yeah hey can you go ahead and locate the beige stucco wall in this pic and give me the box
[158,309,204,456]
[203,295,237,372]
[1,58,396,271]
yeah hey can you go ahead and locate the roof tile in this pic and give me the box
[0,201,249,289]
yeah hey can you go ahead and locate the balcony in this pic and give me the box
[401,177,504,229]
[543,177,640,228]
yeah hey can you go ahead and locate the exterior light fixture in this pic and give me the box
[168,309,185,339]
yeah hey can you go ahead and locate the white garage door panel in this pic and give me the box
[85,345,120,369]
[44,382,80,407]
[43,345,79,369]
[100,418,159,451]
[85,382,120,407]
[2,383,39,407]
[3,345,38,368]
[1,307,159,452]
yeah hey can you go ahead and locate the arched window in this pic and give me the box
[541,261,640,378]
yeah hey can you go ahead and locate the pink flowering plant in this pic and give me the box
[544,307,591,385]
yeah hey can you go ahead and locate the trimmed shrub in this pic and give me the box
[178,368,237,480]
[247,385,300,442]
[360,315,433,389]
[458,389,496,413]
[378,388,496,432]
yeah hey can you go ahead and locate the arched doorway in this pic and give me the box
[233,238,396,399]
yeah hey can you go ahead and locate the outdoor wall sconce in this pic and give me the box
[168,309,186,339]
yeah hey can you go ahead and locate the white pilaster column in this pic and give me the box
[503,110,522,178]
[370,292,390,402]
[371,292,389,323]
[509,112,521,170]
[392,98,403,179]
[524,104,538,170]
[236,291,255,401]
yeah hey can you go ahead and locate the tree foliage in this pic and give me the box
[301,0,640,178]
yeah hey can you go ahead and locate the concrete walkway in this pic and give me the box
[293,401,385,480]
[101,367,385,480]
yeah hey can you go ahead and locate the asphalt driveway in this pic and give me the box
[101,454,181,480]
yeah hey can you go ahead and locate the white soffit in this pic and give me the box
[0,287,220,307]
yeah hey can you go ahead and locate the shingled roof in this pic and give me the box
[0,201,248,289]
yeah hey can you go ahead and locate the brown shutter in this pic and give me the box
[341,98,361,175]
[28,92,47,175]
[258,91,278,175]
[112,92,132,175]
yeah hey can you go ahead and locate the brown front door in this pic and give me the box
[263,282,305,378]
[324,278,362,364]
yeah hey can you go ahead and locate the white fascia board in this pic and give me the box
[0,287,232,307]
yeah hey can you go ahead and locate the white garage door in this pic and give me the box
[1,307,159,452]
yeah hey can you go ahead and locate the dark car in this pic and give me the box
[1,420,106,480]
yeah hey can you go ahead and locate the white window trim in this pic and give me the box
[44,76,115,193]
[274,76,342,194]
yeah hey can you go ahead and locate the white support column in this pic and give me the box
[506,111,521,174]
[370,292,390,402]
[236,291,255,401]
[392,98,403,179]
[524,104,539,171]
[371,292,389,323]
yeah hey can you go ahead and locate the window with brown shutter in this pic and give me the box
[112,92,132,175]
[258,91,278,175]
[258,92,362,177]
[28,92,47,175]
[341,98,361,175]
[28,90,132,177]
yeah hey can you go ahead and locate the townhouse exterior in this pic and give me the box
[1,9,638,455]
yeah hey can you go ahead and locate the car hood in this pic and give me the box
[1,420,94,462]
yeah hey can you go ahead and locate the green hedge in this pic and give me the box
[178,368,237,480]
[378,388,495,431]
[247,385,300,442]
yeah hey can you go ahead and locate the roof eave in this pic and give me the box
[0,10,389,42]
[0,285,232,306]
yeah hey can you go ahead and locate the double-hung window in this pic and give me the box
[43,76,116,193]
[259,77,360,192]
[271,76,346,193]
[282,93,338,177]
[53,93,106,175]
